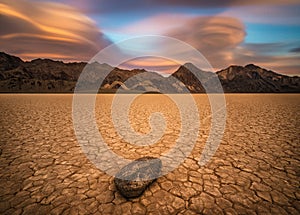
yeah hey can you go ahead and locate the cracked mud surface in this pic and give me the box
[0,94,299,214]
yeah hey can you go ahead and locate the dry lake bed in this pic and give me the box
[0,94,299,214]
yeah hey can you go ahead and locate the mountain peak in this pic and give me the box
[245,64,261,70]
[0,52,22,62]
[183,62,195,67]
[30,58,60,64]
[182,62,205,72]
[0,52,23,72]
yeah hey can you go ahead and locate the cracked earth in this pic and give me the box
[0,94,299,214]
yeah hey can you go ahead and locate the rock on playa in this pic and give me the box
[114,157,162,198]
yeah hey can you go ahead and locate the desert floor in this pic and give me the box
[0,94,299,214]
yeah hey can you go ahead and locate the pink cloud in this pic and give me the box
[118,56,181,74]
[117,14,194,35]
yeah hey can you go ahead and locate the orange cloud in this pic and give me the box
[0,0,111,61]
[118,56,181,75]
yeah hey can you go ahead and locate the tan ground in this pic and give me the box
[0,94,299,214]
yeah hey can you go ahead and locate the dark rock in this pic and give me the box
[114,157,162,198]
[0,52,23,72]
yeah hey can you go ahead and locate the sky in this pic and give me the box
[1,0,300,75]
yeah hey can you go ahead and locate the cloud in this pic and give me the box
[220,4,300,25]
[157,0,300,7]
[158,15,299,75]
[117,14,299,75]
[0,0,111,61]
[290,47,300,53]
[118,56,181,74]
[61,0,300,14]
[166,16,245,69]
[169,16,245,50]
[232,45,300,75]
[153,0,300,10]
[115,15,246,70]
[117,14,193,35]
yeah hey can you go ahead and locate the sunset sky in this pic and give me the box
[1,0,300,75]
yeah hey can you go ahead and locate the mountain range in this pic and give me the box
[0,52,299,93]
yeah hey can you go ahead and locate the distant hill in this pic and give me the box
[0,52,299,93]
[217,64,300,93]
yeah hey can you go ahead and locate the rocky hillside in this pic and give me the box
[217,64,300,93]
[0,52,145,93]
[0,52,84,92]
[0,52,299,93]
